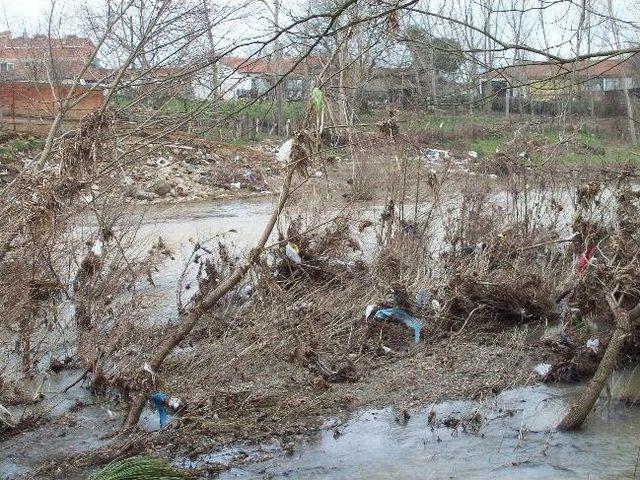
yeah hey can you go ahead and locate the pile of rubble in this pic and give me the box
[120,140,278,202]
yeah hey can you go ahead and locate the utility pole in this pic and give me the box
[274,0,283,135]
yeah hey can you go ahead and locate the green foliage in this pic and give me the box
[0,135,43,160]
[216,99,306,122]
[90,456,192,480]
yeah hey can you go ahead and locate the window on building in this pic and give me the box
[584,78,604,91]
[0,62,14,75]
[603,78,621,91]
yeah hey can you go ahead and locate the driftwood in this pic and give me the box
[557,299,640,431]
[122,162,297,429]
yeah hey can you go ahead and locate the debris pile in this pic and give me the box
[120,140,276,202]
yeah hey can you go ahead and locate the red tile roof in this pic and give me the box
[482,57,637,82]
[219,55,319,76]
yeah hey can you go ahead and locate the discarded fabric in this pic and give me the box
[151,391,169,428]
[576,245,594,273]
[312,87,324,111]
[586,338,599,354]
[374,307,422,343]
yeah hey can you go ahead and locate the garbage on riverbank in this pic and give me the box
[2,114,640,478]
[118,135,277,202]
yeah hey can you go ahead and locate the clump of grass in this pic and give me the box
[0,134,43,160]
[90,456,192,480]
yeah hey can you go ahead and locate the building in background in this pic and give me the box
[480,57,639,101]
[0,31,104,132]
[215,56,318,100]
[0,31,103,84]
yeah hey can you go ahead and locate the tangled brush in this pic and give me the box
[60,110,113,177]
[446,265,557,324]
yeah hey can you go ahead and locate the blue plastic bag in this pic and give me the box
[374,308,422,343]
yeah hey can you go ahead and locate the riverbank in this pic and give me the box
[2,132,639,479]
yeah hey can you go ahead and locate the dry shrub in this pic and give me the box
[403,118,505,147]
[0,111,171,409]
[446,263,557,326]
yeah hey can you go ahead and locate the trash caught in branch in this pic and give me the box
[285,242,302,264]
[276,139,294,163]
[366,305,422,343]
[533,363,552,377]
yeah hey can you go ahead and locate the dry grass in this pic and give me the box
[103,154,639,458]
[2,118,639,474]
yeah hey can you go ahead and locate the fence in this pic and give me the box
[0,81,103,133]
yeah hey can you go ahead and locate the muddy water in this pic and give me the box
[2,195,639,479]
[214,368,640,480]
[1,369,121,479]
[1,199,275,479]
[120,198,275,323]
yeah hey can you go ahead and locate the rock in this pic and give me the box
[210,187,227,197]
[152,179,172,197]
[131,189,157,201]
[196,174,210,186]
[175,183,189,197]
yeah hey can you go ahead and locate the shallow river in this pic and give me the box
[214,369,640,480]
[2,196,640,479]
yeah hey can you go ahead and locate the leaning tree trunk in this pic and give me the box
[557,297,638,430]
[122,162,297,429]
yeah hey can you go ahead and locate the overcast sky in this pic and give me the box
[0,0,67,32]
[1,0,638,63]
